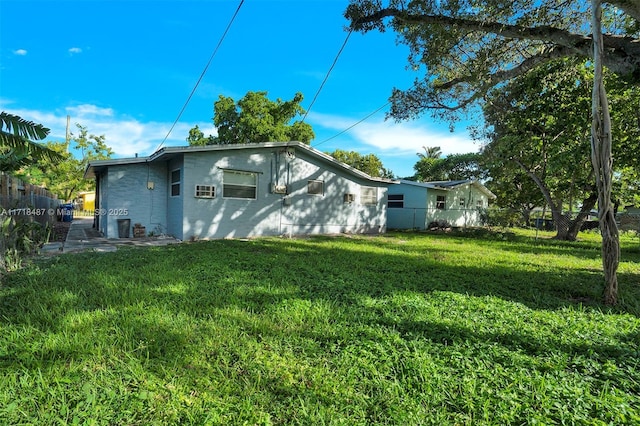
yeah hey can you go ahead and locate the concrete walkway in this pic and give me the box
[41,217,180,254]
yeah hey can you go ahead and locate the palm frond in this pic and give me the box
[0,111,65,165]
[0,112,50,141]
[0,149,32,172]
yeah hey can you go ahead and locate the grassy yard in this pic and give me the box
[1,230,639,425]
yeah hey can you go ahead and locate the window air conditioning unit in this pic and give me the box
[271,183,288,194]
[344,193,355,203]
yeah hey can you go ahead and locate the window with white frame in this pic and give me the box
[388,194,404,208]
[436,195,446,210]
[223,170,257,199]
[360,186,377,205]
[459,198,466,208]
[170,169,181,197]
[195,185,215,198]
[307,179,324,195]
[476,199,484,208]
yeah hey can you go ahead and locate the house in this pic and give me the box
[76,191,95,212]
[386,179,496,230]
[84,142,392,240]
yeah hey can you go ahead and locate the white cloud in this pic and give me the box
[66,104,114,117]
[309,111,480,156]
[0,103,216,158]
[68,47,82,55]
[13,49,28,56]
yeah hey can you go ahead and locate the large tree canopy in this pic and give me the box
[345,0,640,121]
[345,0,640,304]
[482,60,602,240]
[414,151,486,182]
[188,91,315,146]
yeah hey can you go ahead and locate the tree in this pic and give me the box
[429,152,487,181]
[482,60,601,241]
[591,0,618,305]
[0,112,64,171]
[189,91,315,145]
[328,149,394,178]
[346,0,640,119]
[613,167,640,210]
[417,146,442,160]
[413,151,486,182]
[345,0,640,304]
[413,156,445,182]
[413,145,444,180]
[186,125,214,146]
[484,170,544,227]
[20,124,113,202]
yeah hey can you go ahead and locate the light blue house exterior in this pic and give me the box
[387,179,496,230]
[85,142,392,240]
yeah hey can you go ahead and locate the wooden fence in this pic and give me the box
[0,172,60,226]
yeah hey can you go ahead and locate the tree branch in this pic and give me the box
[349,7,640,79]
[612,0,640,22]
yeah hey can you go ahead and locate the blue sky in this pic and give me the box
[1,0,483,178]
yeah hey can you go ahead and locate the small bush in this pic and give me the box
[1,213,50,272]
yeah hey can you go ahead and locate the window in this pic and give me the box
[436,195,446,210]
[307,179,324,195]
[170,169,181,197]
[388,194,404,208]
[459,198,465,208]
[361,187,377,205]
[195,185,215,198]
[223,170,257,199]
[477,199,484,208]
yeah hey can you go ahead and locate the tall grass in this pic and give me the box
[1,230,639,424]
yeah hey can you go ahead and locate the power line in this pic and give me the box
[301,27,354,123]
[312,101,390,149]
[155,0,245,152]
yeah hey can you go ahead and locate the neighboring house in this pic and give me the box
[84,142,392,240]
[387,179,496,230]
[77,191,95,211]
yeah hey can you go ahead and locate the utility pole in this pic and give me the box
[65,115,70,153]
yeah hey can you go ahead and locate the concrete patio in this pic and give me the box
[40,217,180,254]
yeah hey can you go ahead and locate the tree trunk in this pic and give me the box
[557,193,598,241]
[521,208,532,227]
[591,0,620,305]
[512,159,592,241]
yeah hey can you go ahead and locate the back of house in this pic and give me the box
[85,142,392,240]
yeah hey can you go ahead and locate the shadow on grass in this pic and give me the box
[1,233,639,425]
[1,234,639,365]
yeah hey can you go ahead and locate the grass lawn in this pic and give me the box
[1,229,639,425]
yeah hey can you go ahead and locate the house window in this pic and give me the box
[388,194,404,208]
[361,187,377,205]
[170,169,181,197]
[477,199,484,208]
[459,198,466,208]
[436,195,446,210]
[195,185,215,198]
[307,179,324,195]
[223,170,257,199]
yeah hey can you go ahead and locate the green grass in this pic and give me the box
[1,230,639,425]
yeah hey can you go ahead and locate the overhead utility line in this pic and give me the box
[155,0,245,152]
[301,27,354,123]
[312,101,390,148]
